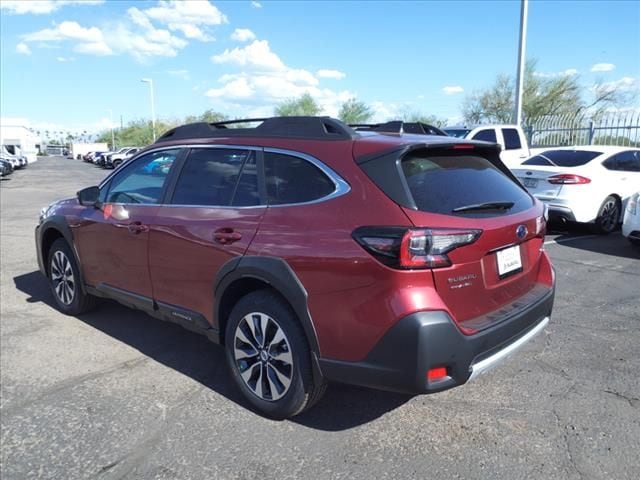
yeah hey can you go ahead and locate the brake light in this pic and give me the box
[452,144,475,150]
[627,193,638,215]
[547,174,591,185]
[353,227,481,269]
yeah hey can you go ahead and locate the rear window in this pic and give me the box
[444,129,471,138]
[401,153,533,216]
[522,150,601,167]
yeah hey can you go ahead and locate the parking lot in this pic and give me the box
[1,156,638,479]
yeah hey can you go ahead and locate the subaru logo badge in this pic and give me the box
[516,225,528,239]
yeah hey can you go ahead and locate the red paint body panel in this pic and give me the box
[148,206,266,323]
[73,202,158,297]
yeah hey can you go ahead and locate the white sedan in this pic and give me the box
[512,146,640,233]
[622,192,640,245]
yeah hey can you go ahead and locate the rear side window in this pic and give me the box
[522,150,601,167]
[171,148,258,206]
[401,153,533,216]
[502,129,522,150]
[264,152,335,205]
[603,151,640,172]
[471,129,497,143]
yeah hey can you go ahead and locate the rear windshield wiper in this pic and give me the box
[452,201,515,213]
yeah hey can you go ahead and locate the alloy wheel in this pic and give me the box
[600,199,618,232]
[233,312,293,402]
[51,250,75,305]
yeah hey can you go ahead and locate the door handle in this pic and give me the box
[127,221,149,234]
[213,227,242,245]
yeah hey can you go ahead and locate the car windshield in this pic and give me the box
[522,150,602,167]
[444,129,472,138]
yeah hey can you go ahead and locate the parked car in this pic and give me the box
[622,192,640,245]
[0,158,13,177]
[2,146,27,169]
[106,147,141,169]
[512,147,640,233]
[36,117,555,418]
[444,125,531,168]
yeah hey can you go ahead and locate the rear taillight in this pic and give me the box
[547,174,591,185]
[627,193,638,215]
[353,227,481,269]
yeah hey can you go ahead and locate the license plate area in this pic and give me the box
[496,244,523,279]
[523,178,538,188]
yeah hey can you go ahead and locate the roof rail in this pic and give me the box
[156,116,357,143]
[350,121,448,137]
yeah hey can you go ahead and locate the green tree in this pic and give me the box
[274,93,322,116]
[396,107,446,127]
[462,59,627,124]
[185,109,228,124]
[338,98,373,124]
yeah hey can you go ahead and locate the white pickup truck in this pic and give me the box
[444,125,530,169]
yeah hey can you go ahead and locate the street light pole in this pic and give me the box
[513,0,529,126]
[141,78,156,141]
[106,109,115,149]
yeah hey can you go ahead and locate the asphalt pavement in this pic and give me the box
[1,157,638,479]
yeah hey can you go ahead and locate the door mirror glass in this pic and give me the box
[77,186,100,206]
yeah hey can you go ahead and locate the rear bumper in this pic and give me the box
[319,284,554,394]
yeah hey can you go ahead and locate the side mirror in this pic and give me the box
[77,186,100,207]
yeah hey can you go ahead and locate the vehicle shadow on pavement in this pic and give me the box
[548,221,640,260]
[13,271,412,429]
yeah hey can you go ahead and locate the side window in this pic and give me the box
[472,129,497,143]
[105,149,179,204]
[502,128,522,150]
[264,152,335,205]
[603,151,640,172]
[171,148,258,206]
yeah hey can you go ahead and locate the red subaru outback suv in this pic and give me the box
[36,117,555,418]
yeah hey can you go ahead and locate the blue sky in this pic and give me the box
[1,0,638,135]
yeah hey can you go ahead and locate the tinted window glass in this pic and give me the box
[401,153,533,216]
[603,151,640,172]
[232,155,260,206]
[444,129,471,138]
[502,129,522,150]
[264,152,335,205]
[471,129,497,143]
[172,149,256,206]
[522,150,601,167]
[521,155,553,166]
[106,149,179,204]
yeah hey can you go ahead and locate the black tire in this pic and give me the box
[628,237,640,246]
[113,160,122,169]
[224,289,326,419]
[47,238,98,315]
[592,196,620,234]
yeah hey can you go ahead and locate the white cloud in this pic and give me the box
[0,0,103,15]
[591,63,616,73]
[139,0,226,41]
[442,85,464,95]
[251,1,262,8]
[56,56,75,62]
[533,68,579,78]
[207,40,353,116]
[167,69,190,80]
[22,21,113,56]
[596,76,638,93]
[212,40,285,71]
[230,28,256,42]
[16,42,31,55]
[316,69,346,80]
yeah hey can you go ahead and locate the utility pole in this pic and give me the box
[514,0,529,126]
[106,109,115,149]
[141,78,156,141]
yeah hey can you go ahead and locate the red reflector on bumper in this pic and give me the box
[427,367,448,381]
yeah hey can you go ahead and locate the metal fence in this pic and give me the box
[525,111,640,148]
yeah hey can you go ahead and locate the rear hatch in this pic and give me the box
[512,166,565,198]
[357,143,547,333]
